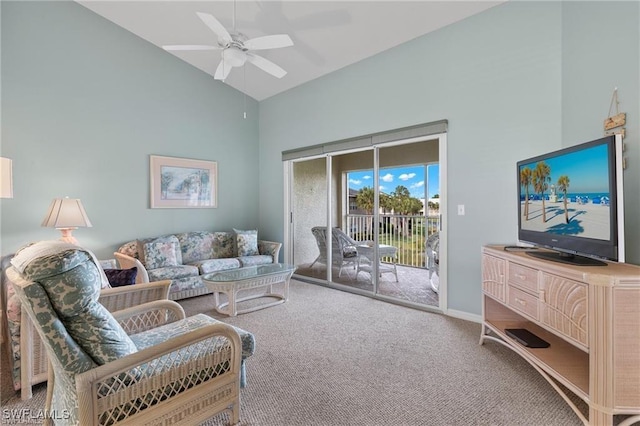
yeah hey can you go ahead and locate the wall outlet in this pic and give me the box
[458,204,465,215]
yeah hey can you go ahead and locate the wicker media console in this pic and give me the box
[480,245,640,425]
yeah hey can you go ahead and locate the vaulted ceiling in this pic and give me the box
[77,1,505,101]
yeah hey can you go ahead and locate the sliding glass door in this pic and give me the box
[286,132,445,312]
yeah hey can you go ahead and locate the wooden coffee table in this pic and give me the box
[203,263,296,316]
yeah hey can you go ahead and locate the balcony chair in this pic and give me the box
[7,241,254,425]
[310,227,361,277]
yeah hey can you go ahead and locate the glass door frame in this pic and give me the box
[284,133,447,313]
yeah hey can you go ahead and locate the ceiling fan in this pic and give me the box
[163,9,293,81]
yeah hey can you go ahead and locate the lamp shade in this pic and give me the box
[41,198,92,229]
[0,157,13,199]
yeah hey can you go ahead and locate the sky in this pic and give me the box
[347,164,439,199]
[519,143,609,193]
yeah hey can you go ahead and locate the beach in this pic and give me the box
[520,199,610,241]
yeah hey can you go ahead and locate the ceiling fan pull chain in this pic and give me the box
[243,65,247,119]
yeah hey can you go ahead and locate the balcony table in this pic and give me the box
[355,244,398,282]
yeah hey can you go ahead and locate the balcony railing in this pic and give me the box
[345,214,440,268]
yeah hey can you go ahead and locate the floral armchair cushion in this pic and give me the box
[11,270,98,377]
[17,244,137,365]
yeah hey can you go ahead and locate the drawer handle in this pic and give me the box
[515,274,526,280]
[539,290,546,303]
[515,297,527,307]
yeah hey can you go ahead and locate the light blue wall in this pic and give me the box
[1,1,259,259]
[259,1,640,316]
[259,2,563,315]
[1,1,637,317]
[561,1,640,263]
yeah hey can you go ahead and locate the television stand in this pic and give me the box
[480,245,640,425]
[525,250,606,266]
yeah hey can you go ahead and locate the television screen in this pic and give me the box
[517,135,624,265]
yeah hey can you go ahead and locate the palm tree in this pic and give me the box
[355,187,375,238]
[390,185,422,237]
[520,167,532,220]
[533,162,551,222]
[557,175,570,223]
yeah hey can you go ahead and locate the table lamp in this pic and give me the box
[41,197,92,244]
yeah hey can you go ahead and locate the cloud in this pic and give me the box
[349,178,362,185]
[379,185,385,191]
[381,173,394,182]
[363,175,372,180]
[399,173,416,181]
[410,181,424,188]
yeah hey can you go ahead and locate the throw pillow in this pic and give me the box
[104,267,138,287]
[212,232,235,259]
[233,228,259,256]
[136,235,182,269]
[142,241,179,270]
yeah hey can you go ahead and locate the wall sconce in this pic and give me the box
[41,197,92,245]
[0,157,13,199]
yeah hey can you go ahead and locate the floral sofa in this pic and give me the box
[114,230,282,300]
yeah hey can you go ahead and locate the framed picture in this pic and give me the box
[150,155,217,208]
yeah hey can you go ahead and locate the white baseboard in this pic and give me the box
[445,308,482,323]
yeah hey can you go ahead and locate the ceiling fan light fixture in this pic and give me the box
[225,48,247,67]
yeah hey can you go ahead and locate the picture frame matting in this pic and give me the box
[150,155,217,208]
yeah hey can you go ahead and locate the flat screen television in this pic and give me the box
[517,134,625,266]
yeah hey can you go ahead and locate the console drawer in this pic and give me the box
[508,263,538,293]
[508,286,538,320]
[540,273,587,347]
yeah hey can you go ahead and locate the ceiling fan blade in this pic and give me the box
[196,12,232,45]
[246,53,287,78]
[244,34,293,51]
[163,45,220,51]
[214,57,233,80]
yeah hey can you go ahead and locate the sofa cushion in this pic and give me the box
[212,232,235,259]
[190,258,240,274]
[104,267,138,287]
[147,265,199,282]
[176,231,214,264]
[17,245,137,366]
[237,255,274,267]
[166,276,207,297]
[137,235,182,270]
[234,229,259,256]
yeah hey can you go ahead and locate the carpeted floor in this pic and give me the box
[1,280,600,425]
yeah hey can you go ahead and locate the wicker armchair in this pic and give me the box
[7,245,251,425]
[310,227,362,277]
[12,280,171,400]
[1,252,172,400]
